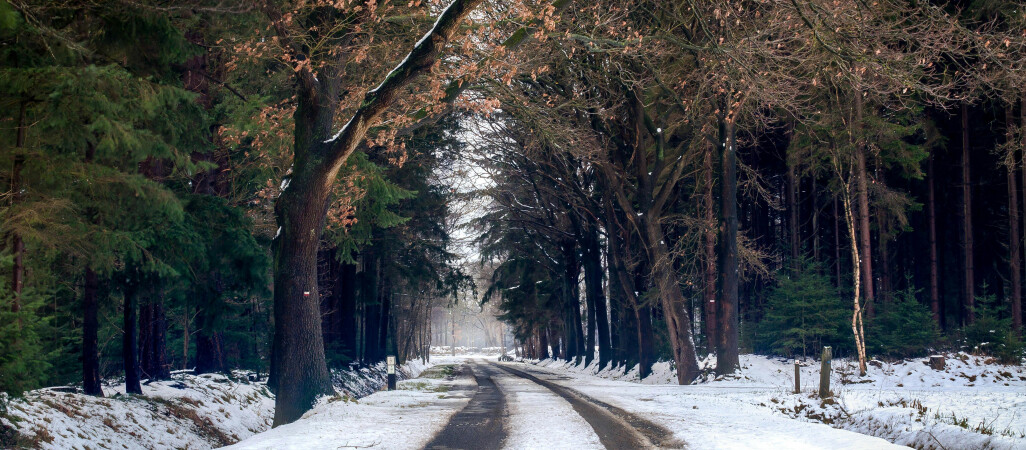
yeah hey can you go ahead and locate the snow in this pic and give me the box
[367,0,457,95]
[227,356,470,450]
[491,369,602,449]
[323,116,355,144]
[529,352,1026,449]
[2,371,274,449]
[2,360,436,449]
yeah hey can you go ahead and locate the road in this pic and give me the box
[424,360,679,450]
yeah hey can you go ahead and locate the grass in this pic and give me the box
[419,364,457,379]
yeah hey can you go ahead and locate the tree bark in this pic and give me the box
[140,298,169,380]
[632,260,655,379]
[834,196,843,290]
[703,141,718,355]
[11,102,26,306]
[927,153,942,327]
[854,93,874,318]
[582,227,610,367]
[538,327,550,359]
[961,103,975,324]
[340,262,358,362]
[716,115,740,376]
[362,251,382,364]
[266,0,483,425]
[787,161,800,265]
[378,283,392,359]
[123,283,142,394]
[1008,105,1022,333]
[82,268,103,396]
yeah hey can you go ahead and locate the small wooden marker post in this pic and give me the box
[386,355,397,391]
[794,360,801,394]
[819,346,832,398]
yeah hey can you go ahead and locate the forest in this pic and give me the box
[1,0,1025,441]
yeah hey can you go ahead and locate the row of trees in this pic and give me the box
[477,0,1025,383]
[0,0,467,424]
[5,0,1026,428]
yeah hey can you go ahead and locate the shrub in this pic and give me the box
[960,289,1024,364]
[754,256,852,358]
[867,281,939,358]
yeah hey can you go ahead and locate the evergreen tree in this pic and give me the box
[755,256,851,358]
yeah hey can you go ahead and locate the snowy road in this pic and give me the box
[425,360,675,449]
[229,356,908,449]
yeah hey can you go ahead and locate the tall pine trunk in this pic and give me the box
[340,262,358,362]
[140,298,169,380]
[1008,105,1022,333]
[11,102,26,305]
[82,268,103,396]
[123,283,142,394]
[961,103,975,324]
[927,154,942,327]
[787,162,800,265]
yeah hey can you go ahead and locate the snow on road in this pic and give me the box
[490,364,602,449]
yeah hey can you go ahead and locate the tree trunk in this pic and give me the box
[811,178,820,263]
[582,227,610,368]
[632,260,655,379]
[195,331,226,374]
[841,183,868,376]
[362,251,382,364]
[927,154,942,327]
[716,116,740,376]
[82,268,103,396]
[140,298,169,380]
[1008,105,1022,333]
[538,327,549,359]
[644,217,701,383]
[123,283,142,395]
[1021,95,1026,332]
[834,196,843,290]
[340,262,358,362]
[787,162,800,265]
[703,142,718,355]
[266,0,483,425]
[961,103,975,324]
[378,283,391,360]
[854,93,875,318]
[584,257,597,366]
[562,240,584,363]
[11,102,26,306]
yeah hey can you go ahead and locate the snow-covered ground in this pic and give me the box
[226,356,472,450]
[1,359,434,449]
[490,366,603,449]
[532,352,1026,449]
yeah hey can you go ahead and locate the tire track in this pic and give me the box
[492,362,684,449]
[424,362,507,450]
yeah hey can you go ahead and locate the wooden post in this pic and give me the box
[386,355,397,391]
[819,346,832,398]
[794,360,801,394]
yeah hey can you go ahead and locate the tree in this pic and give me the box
[258,0,485,424]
